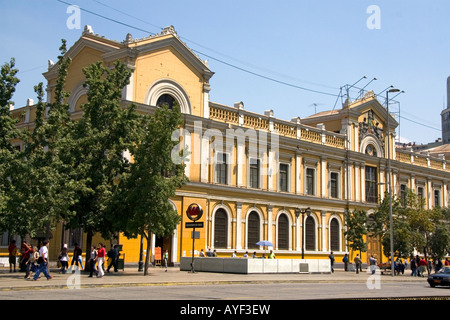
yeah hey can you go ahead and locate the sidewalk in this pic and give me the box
[0,266,427,291]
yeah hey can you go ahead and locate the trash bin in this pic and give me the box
[117,254,125,271]
[116,245,124,271]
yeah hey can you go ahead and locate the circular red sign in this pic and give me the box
[186,203,203,221]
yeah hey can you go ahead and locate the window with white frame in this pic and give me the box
[434,189,441,207]
[215,152,229,185]
[249,158,261,189]
[279,163,289,192]
[306,168,315,196]
[330,172,339,198]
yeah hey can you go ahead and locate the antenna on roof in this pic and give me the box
[308,103,324,114]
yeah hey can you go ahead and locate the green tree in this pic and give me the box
[4,41,78,239]
[0,58,26,236]
[112,104,187,275]
[345,209,368,257]
[66,60,141,267]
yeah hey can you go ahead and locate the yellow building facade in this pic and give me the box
[4,25,450,267]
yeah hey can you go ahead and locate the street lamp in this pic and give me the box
[295,207,312,259]
[386,88,400,277]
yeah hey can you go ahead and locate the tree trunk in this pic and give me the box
[84,229,93,272]
[144,230,151,276]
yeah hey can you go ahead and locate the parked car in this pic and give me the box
[427,267,450,288]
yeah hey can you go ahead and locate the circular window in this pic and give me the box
[365,144,377,157]
[156,94,176,109]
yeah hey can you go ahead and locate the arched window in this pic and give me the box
[214,209,228,248]
[156,94,176,109]
[247,211,260,249]
[305,216,315,251]
[330,218,340,251]
[278,214,289,250]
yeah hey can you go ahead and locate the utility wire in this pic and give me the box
[56,0,338,97]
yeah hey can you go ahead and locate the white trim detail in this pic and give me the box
[144,79,192,114]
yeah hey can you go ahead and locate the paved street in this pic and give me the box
[0,266,448,318]
[0,266,448,300]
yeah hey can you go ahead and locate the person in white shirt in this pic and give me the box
[32,241,52,280]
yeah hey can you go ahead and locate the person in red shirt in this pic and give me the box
[96,243,106,278]
[419,257,428,277]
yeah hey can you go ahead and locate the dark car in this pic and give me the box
[427,266,450,288]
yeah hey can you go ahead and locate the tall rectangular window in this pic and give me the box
[330,172,339,198]
[215,152,228,184]
[417,186,425,208]
[306,168,315,196]
[279,163,289,192]
[249,158,260,189]
[434,189,441,207]
[400,184,407,207]
[365,166,378,203]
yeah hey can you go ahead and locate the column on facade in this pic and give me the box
[236,202,242,250]
[355,162,360,202]
[268,148,274,191]
[321,211,327,252]
[392,170,398,197]
[379,165,385,198]
[203,83,211,118]
[360,163,365,202]
[295,152,302,194]
[236,139,244,187]
[295,211,301,251]
[321,157,327,198]
[267,205,273,244]
[443,182,448,207]
[427,179,432,209]
[410,174,415,193]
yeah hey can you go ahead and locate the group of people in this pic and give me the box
[199,248,276,259]
[409,255,449,277]
[340,251,450,275]
[8,239,53,280]
[7,239,120,280]
[71,242,120,278]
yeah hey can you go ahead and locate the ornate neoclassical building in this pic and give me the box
[6,26,450,266]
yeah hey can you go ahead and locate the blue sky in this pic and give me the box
[1,0,449,145]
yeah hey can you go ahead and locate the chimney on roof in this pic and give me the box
[27,98,34,106]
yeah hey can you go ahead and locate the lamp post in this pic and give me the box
[386,88,400,277]
[295,207,312,259]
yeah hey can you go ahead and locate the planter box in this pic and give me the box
[180,257,331,274]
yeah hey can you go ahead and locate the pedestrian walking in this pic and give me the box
[410,258,417,277]
[58,246,69,274]
[268,250,276,259]
[20,241,32,277]
[70,243,83,272]
[96,243,105,278]
[343,254,349,271]
[20,240,31,272]
[33,241,52,281]
[25,246,38,279]
[8,240,18,273]
[328,252,335,273]
[164,249,169,272]
[88,246,97,277]
[354,254,362,274]
[419,257,427,277]
[415,255,421,276]
[106,245,118,273]
[369,255,377,274]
